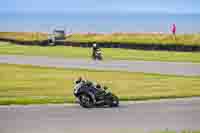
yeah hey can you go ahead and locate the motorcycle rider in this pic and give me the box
[73,76,119,108]
[92,43,100,58]
[74,77,87,94]
[74,77,104,95]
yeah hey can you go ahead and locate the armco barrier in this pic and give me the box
[0,38,200,52]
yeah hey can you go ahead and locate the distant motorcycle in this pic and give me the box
[92,49,103,60]
[73,81,119,108]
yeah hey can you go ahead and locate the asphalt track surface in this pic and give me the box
[0,98,200,133]
[0,55,200,76]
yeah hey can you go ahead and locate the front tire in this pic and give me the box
[109,94,119,107]
[78,93,94,108]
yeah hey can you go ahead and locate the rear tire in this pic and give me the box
[78,93,94,108]
[98,56,103,60]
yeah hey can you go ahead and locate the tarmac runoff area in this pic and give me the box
[0,55,200,76]
[0,98,200,133]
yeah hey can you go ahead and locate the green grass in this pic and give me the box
[1,32,200,46]
[1,42,200,63]
[0,63,200,105]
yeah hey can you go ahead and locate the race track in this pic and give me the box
[0,55,200,132]
[0,55,200,76]
[0,98,200,133]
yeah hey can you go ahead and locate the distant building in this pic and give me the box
[48,28,66,45]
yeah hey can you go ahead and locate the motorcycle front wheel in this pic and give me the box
[78,93,94,108]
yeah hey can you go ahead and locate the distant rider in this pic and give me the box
[92,43,100,58]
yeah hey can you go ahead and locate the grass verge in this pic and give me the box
[1,42,200,63]
[0,63,200,105]
[1,32,200,46]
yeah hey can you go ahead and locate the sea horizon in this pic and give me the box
[1,11,200,34]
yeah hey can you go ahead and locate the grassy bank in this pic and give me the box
[68,33,200,46]
[0,32,48,41]
[0,64,200,105]
[0,32,200,46]
[1,42,200,63]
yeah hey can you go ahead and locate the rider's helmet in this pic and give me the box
[93,43,97,47]
[74,77,83,84]
[96,84,101,89]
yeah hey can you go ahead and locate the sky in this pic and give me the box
[1,0,200,14]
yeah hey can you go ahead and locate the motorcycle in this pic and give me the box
[73,81,119,108]
[92,49,103,60]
